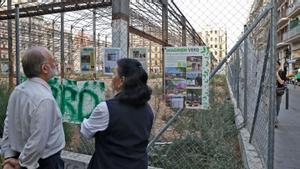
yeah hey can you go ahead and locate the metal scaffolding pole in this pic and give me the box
[97,33,100,70]
[93,8,97,77]
[112,0,129,58]
[28,17,32,48]
[181,16,186,46]
[243,25,248,123]
[60,12,65,81]
[52,20,55,55]
[149,41,152,73]
[162,0,168,95]
[15,4,20,85]
[70,25,73,70]
[236,47,240,109]
[7,0,14,89]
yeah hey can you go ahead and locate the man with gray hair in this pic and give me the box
[2,47,65,169]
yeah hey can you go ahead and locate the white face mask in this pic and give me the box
[47,64,58,79]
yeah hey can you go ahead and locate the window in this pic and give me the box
[215,38,218,42]
[215,51,218,55]
[215,30,217,34]
[210,45,213,48]
[210,37,213,41]
[210,31,212,34]
[215,45,217,48]
[155,54,158,58]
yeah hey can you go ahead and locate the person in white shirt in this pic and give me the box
[2,46,65,169]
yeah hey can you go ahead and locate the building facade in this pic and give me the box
[198,26,227,66]
[278,0,300,76]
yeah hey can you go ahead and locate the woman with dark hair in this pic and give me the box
[275,60,287,128]
[81,58,154,169]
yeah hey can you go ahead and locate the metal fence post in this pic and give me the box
[234,52,237,97]
[7,0,14,89]
[28,17,32,48]
[93,8,97,78]
[60,12,65,82]
[162,0,168,96]
[268,0,277,168]
[112,0,129,58]
[181,16,186,46]
[97,33,100,70]
[15,4,20,85]
[52,20,55,55]
[243,25,248,123]
[236,47,240,108]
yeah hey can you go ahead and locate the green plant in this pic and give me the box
[0,82,10,136]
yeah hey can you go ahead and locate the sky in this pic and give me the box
[173,0,255,50]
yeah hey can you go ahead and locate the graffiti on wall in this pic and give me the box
[21,77,105,123]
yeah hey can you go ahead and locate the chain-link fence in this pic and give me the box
[227,2,276,169]
[0,0,279,168]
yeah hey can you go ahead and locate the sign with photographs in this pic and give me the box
[0,58,9,75]
[103,48,121,75]
[129,48,148,71]
[80,48,95,72]
[164,47,210,110]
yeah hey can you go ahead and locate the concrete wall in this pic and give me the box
[62,150,162,169]
[62,151,91,169]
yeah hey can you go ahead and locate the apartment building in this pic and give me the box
[278,0,300,75]
[198,26,227,66]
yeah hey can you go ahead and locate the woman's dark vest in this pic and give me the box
[87,98,154,169]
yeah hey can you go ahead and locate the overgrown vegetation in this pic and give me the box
[0,75,242,169]
[0,81,10,136]
[148,75,243,169]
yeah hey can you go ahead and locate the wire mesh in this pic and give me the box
[226,4,274,168]
[0,0,277,168]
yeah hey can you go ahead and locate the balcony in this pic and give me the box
[278,7,289,27]
[277,31,289,48]
[287,0,300,18]
[283,31,289,41]
[283,24,300,43]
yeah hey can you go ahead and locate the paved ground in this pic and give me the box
[275,85,300,169]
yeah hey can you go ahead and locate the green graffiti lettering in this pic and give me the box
[78,89,100,122]
[61,86,78,117]
[21,76,105,123]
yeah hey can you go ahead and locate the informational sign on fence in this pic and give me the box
[164,47,210,110]
[129,47,148,71]
[80,48,95,72]
[0,58,9,75]
[104,48,121,75]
